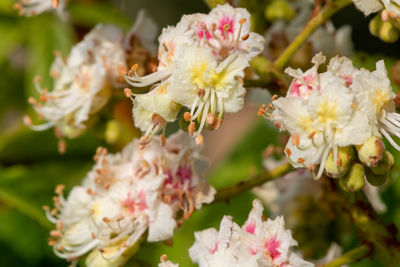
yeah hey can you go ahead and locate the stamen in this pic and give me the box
[292,133,300,146]
[124,88,133,98]
[241,33,249,40]
[285,148,292,156]
[58,140,66,154]
[188,122,195,136]
[51,0,59,8]
[297,158,305,164]
[196,134,203,145]
[381,10,389,22]
[274,122,281,128]
[223,24,230,40]
[257,104,268,116]
[23,115,33,126]
[160,254,168,262]
[117,65,127,76]
[198,89,205,98]
[308,132,316,139]
[160,134,166,146]
[184,112,191,121]
[206,113,215,125]
[128,64,138,76]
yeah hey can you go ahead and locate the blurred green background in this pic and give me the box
[0,0,400,266]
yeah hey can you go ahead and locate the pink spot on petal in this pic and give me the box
[265,237,281,260]
[245,221,256,235]
[343,76,353,87]
[177,164,192,184]
[121,193,135,214]
[197,23,212,40]
[218,16,234,39]
[289,80,301,96]
[137,190,148,211]
[210,242,218,254]
[249,246,258,255]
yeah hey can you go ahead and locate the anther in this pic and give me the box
[336,158,342,167]
[197,89,205,98]
[28,97,37,105]
[241,33,249,40]
[55,184,65,195]
[257,104,268,116]
[184,112,191,121]
[50,230,61,237]
[297,158,305,164]
[285,148,292,156]
[206,113,215,125]
[239,18,247,24]
[160,254,168,262]
[58,140,66,154]
[271,94,278,101]
[213,117,222,130]
[128,64,138,76]
[292,133,300,146]
[160,134,166,146]
[188,122,195,136]
[152,113,166,125]
[308,132,316,139]
[51,0,59,8]
[124,88,133,98]
[23,115,33,126]
[57,220,64,231]
[211,23,217,31]
[274,122,281,128]
[308,164,314,172]
[91,232,96,239]
[196,134,204,145]
[13,3,22,10]
[381,10,389,22]
[102,217,111,223]
[117,65,127,76]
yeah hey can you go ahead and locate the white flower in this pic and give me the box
[25,24,126,143]
[189,199,313,267]
[168,45,248,141]
[45,131,215,264]
[352,60,400,150]
[184,4,264,61]
[271,53,372,179]
[353,0,400,17]
[131,82,181,145]
[125,5,265,144]
[14,0,66,17]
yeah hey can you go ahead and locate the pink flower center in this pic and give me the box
[121,193,135,214]
[265,236,281,260]
[137,190,148,211]
[218,16,234,39]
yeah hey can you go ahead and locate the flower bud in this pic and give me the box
[365,167,388,186]
[379,21,400,43]
[370,151,394,175]
[339,163,365,192]
[356,136,385,167]
[369,13,382,37]
[324,146,354,178]
[264,0,296,22]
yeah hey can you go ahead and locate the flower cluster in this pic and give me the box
[125,4,265,146]
[268,53,398,179]
[189,199,313,267]
[24,12,157,152]
[14,0,66,17]
[44,131,215,265]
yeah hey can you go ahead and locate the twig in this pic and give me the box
[322,244,371,267]
[274,0,353,69]
[214,163,293,202]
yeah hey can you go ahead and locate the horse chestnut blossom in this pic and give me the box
[44,131,215,264]
[269,53,400,179]
[125,4,265,145]
[189,199,313,267]
[14,0,66,17]
[353,0,400,17]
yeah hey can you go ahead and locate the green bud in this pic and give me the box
[379,21,400,43]
[356,136,385,167]
[324,146,354,178]
[105,120,121,144]
[339,163,365,192]
[369,13,383,37]
[264,0,295,22]
[365,167,388,186]
[370,151,394,175]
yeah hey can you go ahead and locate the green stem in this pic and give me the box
[323,244,371,267]
[214,163,293,202]
[0,188,53,230]
[331,182,400,266]
[274,0,353,69]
